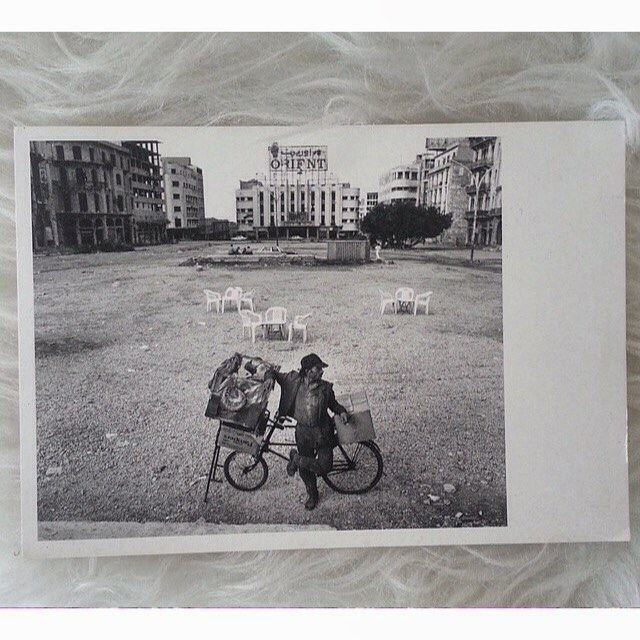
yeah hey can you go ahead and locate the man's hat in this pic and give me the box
[301,353,328,370]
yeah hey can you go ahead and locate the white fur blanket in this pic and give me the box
[0,32,637,607]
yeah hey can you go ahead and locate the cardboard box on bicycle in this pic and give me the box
[335,390,376,444]
[218,422,261,456]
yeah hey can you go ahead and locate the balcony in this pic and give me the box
[466,181,491,195]
[471,158,492,171]
[465,207,501,219]
[465,209,489,219]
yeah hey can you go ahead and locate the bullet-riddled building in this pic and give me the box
[30,141,137,249]
[30,140,169,250]
[235,143,361,240]
[466,137,502,246]
[122,141,167,245]
[163,156,205,239]
[422,139,474,245]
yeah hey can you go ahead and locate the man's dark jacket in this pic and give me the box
[271,370,347,446]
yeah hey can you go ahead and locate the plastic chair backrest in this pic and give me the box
[265,306,287,323]
[396,287,415,301]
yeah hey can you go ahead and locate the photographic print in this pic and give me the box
[16,123,629,556]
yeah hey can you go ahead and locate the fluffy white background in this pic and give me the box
[0,32,638,607]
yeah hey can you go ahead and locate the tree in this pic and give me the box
[361,201,452,248]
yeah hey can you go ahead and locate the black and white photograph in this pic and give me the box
[15,121,629,557]
[26,127,506,542]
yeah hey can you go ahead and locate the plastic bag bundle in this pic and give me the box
[206,353,279,430]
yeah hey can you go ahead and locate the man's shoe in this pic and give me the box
[304,494,318,510]
[287,451,298,477]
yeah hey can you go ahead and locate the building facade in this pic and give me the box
[421,139,474,245]
[235,143,361,240]
[378,161,420,205]
[200,217,234,240]
[466,137,502,246]
[122,141,167,245]
[416,138,451,206]
[30,141,137,249]
[163,156,205,239]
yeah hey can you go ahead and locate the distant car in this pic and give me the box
[230,235,248,241]
[257,245,297,255]
[289,235,304,241]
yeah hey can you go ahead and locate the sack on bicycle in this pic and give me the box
[205,353,280,432]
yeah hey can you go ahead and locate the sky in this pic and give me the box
[152,125,442,221]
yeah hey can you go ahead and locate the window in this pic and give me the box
[94,193,100,212]
[173,193,180,199]
[55,145,64,160]
[116,195,124,212]
[172,181,179,187]
[171,168,176,174]
[72,146,82,161]
[75,167,86,185]
[89,148,95,162]
[78,192,88,212]
[91,169,97,183]
[116,173,122,186]
[174,206,181,212]
[175,218,182,228]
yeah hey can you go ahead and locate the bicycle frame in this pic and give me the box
[204,412,365,501]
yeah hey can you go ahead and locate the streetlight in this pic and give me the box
[449,158,491,262]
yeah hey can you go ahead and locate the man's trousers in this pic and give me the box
[294,425,334,498]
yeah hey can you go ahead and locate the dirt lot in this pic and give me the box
[34,241,506,535]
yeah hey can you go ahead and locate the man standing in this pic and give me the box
[270,354,349,510]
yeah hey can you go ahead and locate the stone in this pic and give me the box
[105,433,117,440]
[455,512,463,519]
[139,345,150,351]
[427,494,440,502]
[443,483,456,494]
[46,466,62,476]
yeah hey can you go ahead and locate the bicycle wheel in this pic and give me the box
[323,441,383,495]
[224,451,268,491]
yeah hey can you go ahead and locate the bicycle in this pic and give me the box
[204,411,383,500]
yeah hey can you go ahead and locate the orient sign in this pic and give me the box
[268,142,328,176]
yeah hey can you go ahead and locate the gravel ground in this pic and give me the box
[34,241,506,536]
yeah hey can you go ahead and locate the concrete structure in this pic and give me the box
[163,156,205,239]
[422,139,474,245]
[30,141,136,249]
[235,143,361,240]
[466,137,502,246]
[122,141,167,245]
[326,239,370,263]
[378,161,420,205]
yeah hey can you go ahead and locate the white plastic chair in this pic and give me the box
[221,286,243,312]
[204,289,221,313]
[395,287,416,313]
[414,292,433,315]
[264,306,288,339]
[239,290,255,312]
[239,310,264,344]
[288,313,312,343]
[379,290,396,315]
